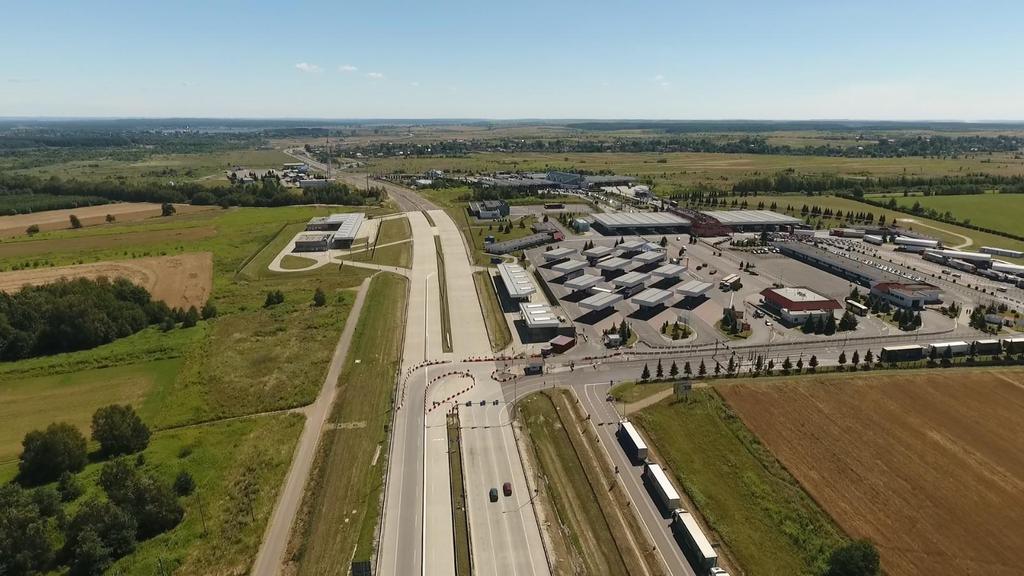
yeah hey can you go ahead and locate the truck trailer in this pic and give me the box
[643,463,681,512]
[928,341,970,357]
[671,509,719,574]
[617,420,649,463]
[880,345,925,363]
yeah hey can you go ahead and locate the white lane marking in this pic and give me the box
[496,404,544,575]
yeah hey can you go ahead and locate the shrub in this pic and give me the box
[17,422,88,486]
[91,405,150,457]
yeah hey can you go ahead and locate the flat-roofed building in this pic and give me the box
[583,245,615,264]
[677,279,713,297]
[617,239,648,254]
[776,241,904,286]
[633,250,666,267]
[761,286,841,325]
[596,256,633,272]
[564,273,602,292]
[579,292,624,311]
[520,302,560,329]
[468,200,510,219]
[486,232,559,254]
[870,282,942,310]
[632,288,673,309]
[611,271,650,289]
[294,233,333,252]
[591,212,690,235]
[542,247,577,263]
[497,263,536,300]
[651,263,686,279]
[551,259,588,281]
[700,209,802,231]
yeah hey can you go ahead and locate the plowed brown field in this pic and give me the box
[0,252,213,308]
[718,369,1024,576]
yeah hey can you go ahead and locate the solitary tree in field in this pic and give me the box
[17,423,88,486]
[825,539,880,576]
[106,214,116,223]
[91,405,150,457]
[26,224,40,235]
[161,203,176,217]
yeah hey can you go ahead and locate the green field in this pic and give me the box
[634,389,843,576]
[289,272,408,572]
[365,151,1024,192]
[0,359,180,463]
[870,192,1024,244]
[0,198,395,572]
[280,254,318,269]
[13,148,294,187]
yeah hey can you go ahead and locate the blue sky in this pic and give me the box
[2,0,1022,119]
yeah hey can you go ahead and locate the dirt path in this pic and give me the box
[251,275,374,576]
[897,217,973,249]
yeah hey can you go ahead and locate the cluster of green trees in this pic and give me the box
[0,277,186,361]
[3,405,190,576]
[264,289,286,308]
[0,192,110,216]
[891,308,923,331]
[0,174,382,212]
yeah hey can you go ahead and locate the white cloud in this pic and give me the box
[339,64,358,72]
[653,74,670,87]
[366,72,385,79]
[295,62,322,73]
[410,81,420,87]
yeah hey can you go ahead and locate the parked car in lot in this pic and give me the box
[489,488,498,502]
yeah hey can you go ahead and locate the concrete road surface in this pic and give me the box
[460,375,550,576]
[378,211,442,576]
[430,209,492,359]
[251,278,373,576]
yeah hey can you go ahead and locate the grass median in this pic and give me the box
[473,270,512,352]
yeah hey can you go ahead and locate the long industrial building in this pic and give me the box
[496,263,537,300]
[591,212,690,235]
[304,212,365,248]
[699,209,802,231]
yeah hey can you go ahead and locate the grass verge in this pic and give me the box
[287,272,408,573]
[633,388,843,576]
[609,381,673,405]
[520,390,663,575]
[448,412,472,576]
[473,271,512,352]
[280,254,318,269]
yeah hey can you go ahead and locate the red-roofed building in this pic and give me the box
[760,286,841,325]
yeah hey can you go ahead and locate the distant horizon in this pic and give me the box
[3,116,1024,125]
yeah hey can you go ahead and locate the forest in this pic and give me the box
[0,277,174,360]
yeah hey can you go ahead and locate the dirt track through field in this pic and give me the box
[0,203,212,237]
[0,252,213,309]
[718,370,1024,576]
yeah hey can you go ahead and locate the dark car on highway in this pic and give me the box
[502,482,512,497]
[489,488,498,502]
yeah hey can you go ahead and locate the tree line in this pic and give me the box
[0,277,190,361]
[2,404,192,576]
[0,173,383,212]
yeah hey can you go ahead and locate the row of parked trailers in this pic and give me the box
[618,422,723,575]
[880,337,1024,362]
